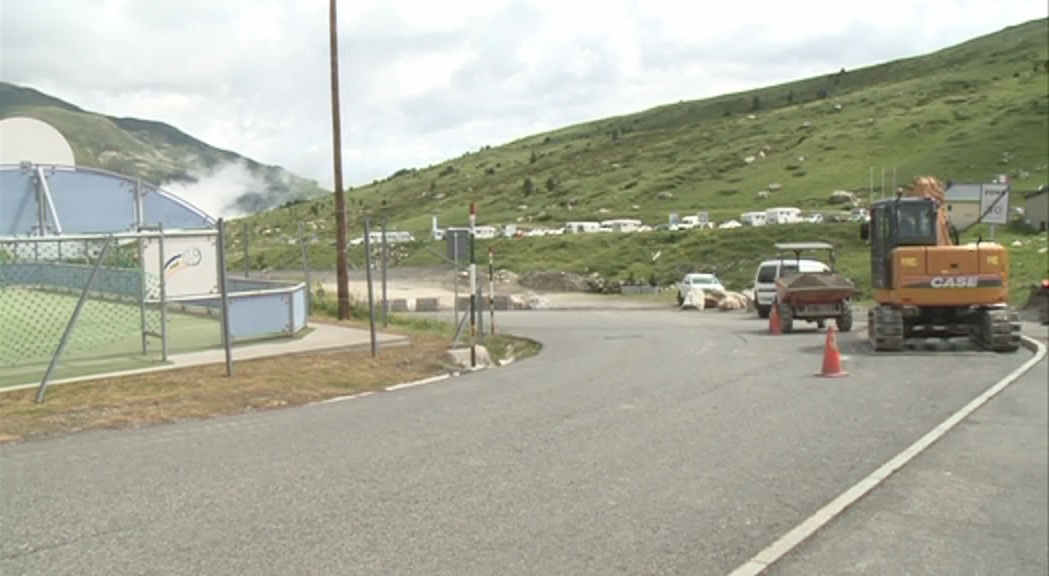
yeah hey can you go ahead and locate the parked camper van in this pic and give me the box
[563,221,602,234]
[752,257,830,318]
[740,212,767,226]
[765,207,801,225]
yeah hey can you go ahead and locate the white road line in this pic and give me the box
[314,391,377,405]
[384,373,452,392]
[728,335,1048,576]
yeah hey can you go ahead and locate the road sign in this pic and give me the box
[979,183,1009,225]
[445,228,470,263]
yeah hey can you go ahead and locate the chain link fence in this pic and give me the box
[0,233,223,390]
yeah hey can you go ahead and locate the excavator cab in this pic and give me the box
[860,197,938,291]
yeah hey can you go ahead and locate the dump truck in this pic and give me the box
[859,176,1021,352]
[771,242,857,333]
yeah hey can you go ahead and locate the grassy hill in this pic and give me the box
[251,18,1046,230]
[0,83,327,213]
[232,18,1048,302]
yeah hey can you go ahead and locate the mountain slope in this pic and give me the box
[0,82,327,215]
[248,17,1047,240]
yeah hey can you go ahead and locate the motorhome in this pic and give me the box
[740,212,767,226]
[600,219,643,233]
[765,207,802,225]
[563,221,602,234]
[349,230,416,246]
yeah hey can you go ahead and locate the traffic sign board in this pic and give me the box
[979,183,1009,225]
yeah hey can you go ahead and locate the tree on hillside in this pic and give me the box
[522,177,536,197]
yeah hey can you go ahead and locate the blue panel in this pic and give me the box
[1,165,215,236]
[45,169,137,233]
[228,292,292,341]
[141,184,214,229]
[0,168,38,235]
[292,286,308,332]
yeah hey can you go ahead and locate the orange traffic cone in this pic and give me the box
[769,303,782,335]
[818,325,847,377]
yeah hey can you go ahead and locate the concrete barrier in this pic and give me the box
[415,297,440,312]
[493,294,514,311]
[387,299,409,312]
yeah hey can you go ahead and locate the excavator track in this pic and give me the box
[970,307,1022,353]
[868,305,904,352]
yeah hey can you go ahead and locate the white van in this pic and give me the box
[752,257,830,318]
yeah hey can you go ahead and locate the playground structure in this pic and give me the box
[0,117,308,391]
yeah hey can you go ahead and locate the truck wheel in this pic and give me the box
[677,293,684,306]
[757,305,770,319]
[778,303,794,333]
[837,303,853,333]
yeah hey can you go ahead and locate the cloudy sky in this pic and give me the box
[2,0,1046,198]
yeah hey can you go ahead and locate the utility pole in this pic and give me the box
[329,0,350,320]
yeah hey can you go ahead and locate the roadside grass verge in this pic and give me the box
[0,295,540,443]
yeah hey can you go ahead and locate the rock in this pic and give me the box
[744,156,756,164]
[681,286,706,310]
[656,191,674,200]
[829,190,856,204]
[757,191,771,199]
[768,182,783,192]
[444,345,495,370]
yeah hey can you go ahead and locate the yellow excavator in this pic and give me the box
[859,176,1021,352]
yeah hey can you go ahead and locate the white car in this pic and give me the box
[676,273,725,306]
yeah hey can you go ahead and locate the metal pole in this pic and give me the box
[476,284,484,344]
[37,236,114,403]
[216,219,234,377]
[298,222,312,312]
[868,166,874,206]
[134,181,148,355]
[329,0,350,320]
[363,217,379,357]
[453,233,460,325]
[881,167,886,201]
[138,229,148,355]
[381,216,389,327]
[243,221,250,278]
[892,166,897,195]
[488,245,495,335]
[158,224,168,362]
[468,202,477,368]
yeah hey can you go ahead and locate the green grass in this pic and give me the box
[222,18,1048,297]
[0,288,222,389]
[234,19,1047,233]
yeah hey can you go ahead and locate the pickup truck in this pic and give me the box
[676,273,725,306]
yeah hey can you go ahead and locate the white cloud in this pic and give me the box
[1,0,1046,192]
[160,160,267,219]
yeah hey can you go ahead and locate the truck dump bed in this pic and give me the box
[776,272,857,305]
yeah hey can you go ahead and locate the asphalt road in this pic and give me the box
[1,310,1044,575]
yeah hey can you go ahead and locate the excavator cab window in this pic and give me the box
[894,201,937,246]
